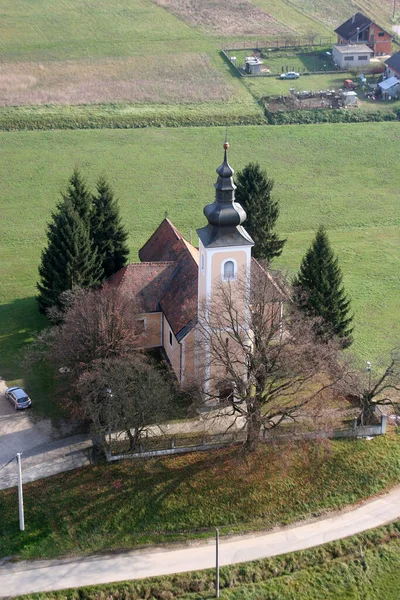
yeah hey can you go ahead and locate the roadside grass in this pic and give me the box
[1,433,400,560]
[1,123,400,405]
[14,523,400,599]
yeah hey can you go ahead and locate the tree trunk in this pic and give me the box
[245,401,262,452]
[360,392,374,426]
[126,428,140,451]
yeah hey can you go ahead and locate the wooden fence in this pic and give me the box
[222,37,335,52]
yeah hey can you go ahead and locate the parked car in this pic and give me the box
[280,71,300,80]
[5,386,32,410]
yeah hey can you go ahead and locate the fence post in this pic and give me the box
[381,414,387,434]
[170,437,175,449]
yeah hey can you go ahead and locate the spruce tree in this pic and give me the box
[91,176,129,278]
[293,225,353,347]
[63,168,92,224]
[235,162,286,262]
[37,199,103,313]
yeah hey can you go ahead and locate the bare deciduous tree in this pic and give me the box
[26,286,158,417]
[76,355,176,452]
[195,266,346,451]
[52,286,144,376]
[346,350,400,425]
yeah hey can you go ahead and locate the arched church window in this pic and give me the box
[223,260,235,281]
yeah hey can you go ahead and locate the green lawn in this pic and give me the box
[15,523,400,599]
[1,434,400,560]
[1,123,400,405]
[233,47,336,74]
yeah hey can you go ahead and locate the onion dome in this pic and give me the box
[197,142,254,248]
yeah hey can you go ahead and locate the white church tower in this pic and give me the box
[196,142,254,395]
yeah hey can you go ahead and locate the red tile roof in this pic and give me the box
[138,220,199,335]
[106,262,176,313]
[107,221,284,339]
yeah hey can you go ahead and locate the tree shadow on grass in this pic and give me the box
[0,296,62,419]
[1,450,229,558]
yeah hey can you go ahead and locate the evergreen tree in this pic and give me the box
[235,162,286,262]
[63,168,92,224]
[91,176,129,278]
[293,225,353,347]
[37,199,103,313]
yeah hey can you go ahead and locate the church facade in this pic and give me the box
[107,143,285,392]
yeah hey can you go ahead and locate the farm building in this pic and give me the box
[332,44,373,69]
[244,56,263,74]
[334,12,393,56]
[385,51,400,79]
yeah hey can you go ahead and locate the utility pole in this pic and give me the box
[16,453,25,531]
[215,528,220,598]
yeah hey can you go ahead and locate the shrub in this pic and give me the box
[264,107,399,125]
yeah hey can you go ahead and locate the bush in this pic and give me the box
[265,107,399,125]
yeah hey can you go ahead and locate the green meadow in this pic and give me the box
[1,123,400,395]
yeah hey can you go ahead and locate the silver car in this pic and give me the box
[5,386,32,410]
[280,71,300,79]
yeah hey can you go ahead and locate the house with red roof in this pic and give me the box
[334,12,393,56]
[107,144,285,393]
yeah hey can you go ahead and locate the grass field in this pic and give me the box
[15,524,400,598]
[1,123,400,401]
[1,434,400,560]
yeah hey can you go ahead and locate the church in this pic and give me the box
[107,142,285,392]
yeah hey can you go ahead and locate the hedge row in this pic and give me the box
[265,107,400,125]
[1,105,399,131]
[0,108,266,131]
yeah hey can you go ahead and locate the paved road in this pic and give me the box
[2,485,400,597]
[0,379,92,489]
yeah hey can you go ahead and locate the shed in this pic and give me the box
[340,90,358,106]
[332,44,373,68]
[244,56,263,75]
[378,76,400,98]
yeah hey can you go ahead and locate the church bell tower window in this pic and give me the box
[223,260,235,281]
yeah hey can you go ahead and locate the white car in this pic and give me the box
[280,71,300,80]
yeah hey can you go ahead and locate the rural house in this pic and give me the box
[385,51,400,79]
[334,12,393,56]
[107,144,285,394]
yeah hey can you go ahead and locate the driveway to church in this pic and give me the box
[2,484,400,597]
[0,375,244,490]
[0,378,92,490]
